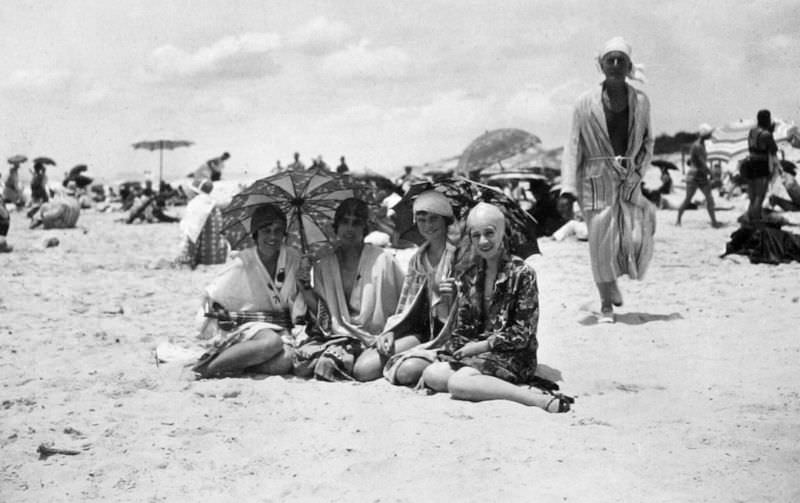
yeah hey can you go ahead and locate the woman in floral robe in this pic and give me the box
[422,203,572,412]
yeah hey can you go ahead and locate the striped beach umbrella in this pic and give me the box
[706,118,798,165]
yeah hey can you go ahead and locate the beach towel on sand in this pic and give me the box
[723,224,800,264]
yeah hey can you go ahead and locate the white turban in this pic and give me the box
[413,191,454,219]
[598,36,646,83]
[466,202,505,236]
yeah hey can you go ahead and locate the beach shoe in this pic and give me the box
[0,241,12,253]
[544,393,575,413]
[598,304,615,324]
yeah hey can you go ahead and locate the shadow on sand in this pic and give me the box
[580,311,684,326]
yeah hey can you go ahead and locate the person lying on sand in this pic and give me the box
[174,178,228,269]
[420,203,573,413]
[293,198,404,381]
[378,191,465,386]
[191,203,306,378]
[28,183,81,230]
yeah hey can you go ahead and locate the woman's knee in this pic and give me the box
[394,359,430,386]
[353,349,383,382]
[421,362,453,392]
[447,367,482,400]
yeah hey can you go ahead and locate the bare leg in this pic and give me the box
[394,358,433,386]
[204,330,284,376]
[747,177,768,222]
[248,346,295,375]
[676,184,699,225]
[447,367,569,412]
[421,361,455,392]
[353,335,421,382]
[699,185,720,227]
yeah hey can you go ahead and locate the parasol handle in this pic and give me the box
[295,204,309,254]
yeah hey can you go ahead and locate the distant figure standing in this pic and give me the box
[30,161,50,204]
[287,152,305,171]
[275,160,283,173]
[560,36,655,323]
[3,163,25,209]
[0,185,11,252]
[193,152,230,181]
[336,156,349,174]
[395,166,420,193]
[743,109,778,223]
[677,123,721,227]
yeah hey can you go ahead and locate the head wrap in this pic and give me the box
[413,191,454,220]
[250,203,287,233]
[698,123,714,136]
[466,202,506,237]
[598,36,646,83]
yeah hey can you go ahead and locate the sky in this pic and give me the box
[1,0,799,183]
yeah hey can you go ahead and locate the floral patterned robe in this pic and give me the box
[444,253,539,384]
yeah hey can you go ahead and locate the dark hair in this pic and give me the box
[251,203,287,238]
[333,197,369,232]
[756,109,772,129]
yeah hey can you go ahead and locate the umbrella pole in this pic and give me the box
[295,207,309,254]
[159,148,164,183]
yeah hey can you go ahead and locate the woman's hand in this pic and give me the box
[375,331,395,357]
[438,277,456,302]
[453,341,488,360]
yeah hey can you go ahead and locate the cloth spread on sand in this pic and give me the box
[175,205,227,268]
[181,192,217,242]
[560,82,656,282]
[35,197,81,229]
[723,223,800,265]
[437,254,541,385]
[294,244,403,380]
[192,246,306,374]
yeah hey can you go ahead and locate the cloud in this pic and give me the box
[287,16,352,54]
[142,32,282,84]
[1,68,72,92]
[321,39,410,81]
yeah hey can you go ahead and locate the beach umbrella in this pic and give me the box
[64,165,93,189]
[706,119,797,165]
[651,160,679,171]
[132,139,193,183]
[456,128,542,177]
[393,176,540,257]
[221,167,377,253]
[7,155,27,165]
[349,170,400,193]
[33,157,56,166]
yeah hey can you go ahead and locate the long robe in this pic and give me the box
[295,244,404,380]
[561,83,656,282]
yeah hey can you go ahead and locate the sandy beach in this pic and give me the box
[1,203,799,503]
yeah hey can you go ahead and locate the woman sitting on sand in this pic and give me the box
[174,178,228,269]
[29,182,81,229]
[293,197,404,381]
[192,203,306,378]
[421,203,573,413]
[375,191,464,386]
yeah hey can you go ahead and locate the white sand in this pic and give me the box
[1,205,799,502]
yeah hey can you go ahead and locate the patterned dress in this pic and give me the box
[442,254,540,384]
